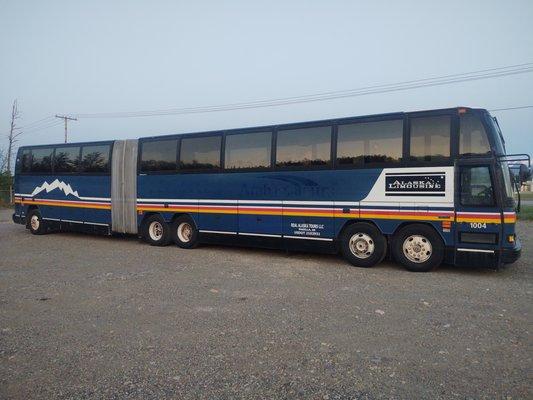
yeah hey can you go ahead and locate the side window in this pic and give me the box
[21,149,32,173]
[81,144,110,173]
[140,139,178,172]
[30,147,53,173]
[337,119,403,166]
[460,166,494,206]
[276,126,331,168]
[410,115,451,161]
[225,131,272,170]
[180,135,221,170]
[459,113,491,155]
[54,146,80,173]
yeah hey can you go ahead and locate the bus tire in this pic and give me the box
[27,209,47,235]
[171,215,199,249]
[142,214,170,246]
[340,222,387,268]
[392,224,444,272]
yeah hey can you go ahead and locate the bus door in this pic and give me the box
[454,162,502,267]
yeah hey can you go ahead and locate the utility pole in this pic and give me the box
[55,115,77,143]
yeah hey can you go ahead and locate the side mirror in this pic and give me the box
[519,164,531,184]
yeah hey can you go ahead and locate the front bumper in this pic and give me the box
[501,238,522,264]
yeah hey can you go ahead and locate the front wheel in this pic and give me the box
[340,222,387,268]
[27,209,47,235]
[392,224,444,272]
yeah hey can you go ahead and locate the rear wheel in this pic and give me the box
[142,214,170,246]
[27,209,47,235]
[392,224,444,272]
[340,222,387,268]
[171,215,199,249]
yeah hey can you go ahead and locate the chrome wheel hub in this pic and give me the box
[177,222,192,243]
[403,235,432,263]
[349,233,375,259]
[30,215,40,230]
[148,221,164,241]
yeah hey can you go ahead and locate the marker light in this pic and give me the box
[507,234,515,243]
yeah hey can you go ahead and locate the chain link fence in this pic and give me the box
[0,175,14,206]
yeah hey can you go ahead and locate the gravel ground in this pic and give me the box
[0,208,531,399]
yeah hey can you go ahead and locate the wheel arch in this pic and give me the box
[391,221,446,244]
[337,219,385,240]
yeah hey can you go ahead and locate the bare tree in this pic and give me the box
[7,99,23,175]
[0,147,7,173]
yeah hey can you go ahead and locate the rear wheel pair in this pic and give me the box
[142,214,198,248]
[341,223,443,272]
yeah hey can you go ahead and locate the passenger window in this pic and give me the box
[21,149,32,173]
[54,146,80,173]
[81,145,110,173]
[180,136,221,170]
[410,115,451,161]
[459,113,491,155]
[460,166,494,206]
[30,147,53,173]
[140,139,178,172]
[337,119,403,166]
[225,131,272,170]
[276,126,331,168]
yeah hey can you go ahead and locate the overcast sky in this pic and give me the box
[1,0,532,155]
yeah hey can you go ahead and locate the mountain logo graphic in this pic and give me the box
[30,179,80,198]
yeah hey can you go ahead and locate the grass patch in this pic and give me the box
[518,205,533,221]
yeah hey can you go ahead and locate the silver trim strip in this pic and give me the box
[284,235,333,241]
[457,248,495,254]
[239,232,282,238]
[43,217,60,221]
[199,230,237,235]
[61,219,83,224]
[85,222,109,227]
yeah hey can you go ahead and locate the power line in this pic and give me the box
[20,116,55,129]
[71,62,533,119]
[22,120,64,135]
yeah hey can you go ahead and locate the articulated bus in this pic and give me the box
[12,107,529,272]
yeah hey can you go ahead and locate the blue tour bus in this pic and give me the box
[12,107,529,272]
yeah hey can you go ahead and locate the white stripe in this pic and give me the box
[457,248,495,254]
[43,217,60,221]
[239,232,282,238]
[456,212,500,216]
[61,219,83,224]
[199,230,237,235]
[283,235,333,241]
[239,200,283,205]
[15,193,110,201]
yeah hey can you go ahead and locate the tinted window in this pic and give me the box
[81,145,110,173]
[31,147,53,173]
[180,136,221,170]
[21,149,32,173]
[140,139,178,172]
[410,115,451,161]
[460,166,494,206]
[460,113,491,155]
[225,131,272,170]
[276,126,331,167]
[54,146,80,173]
[337,119,403,166]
